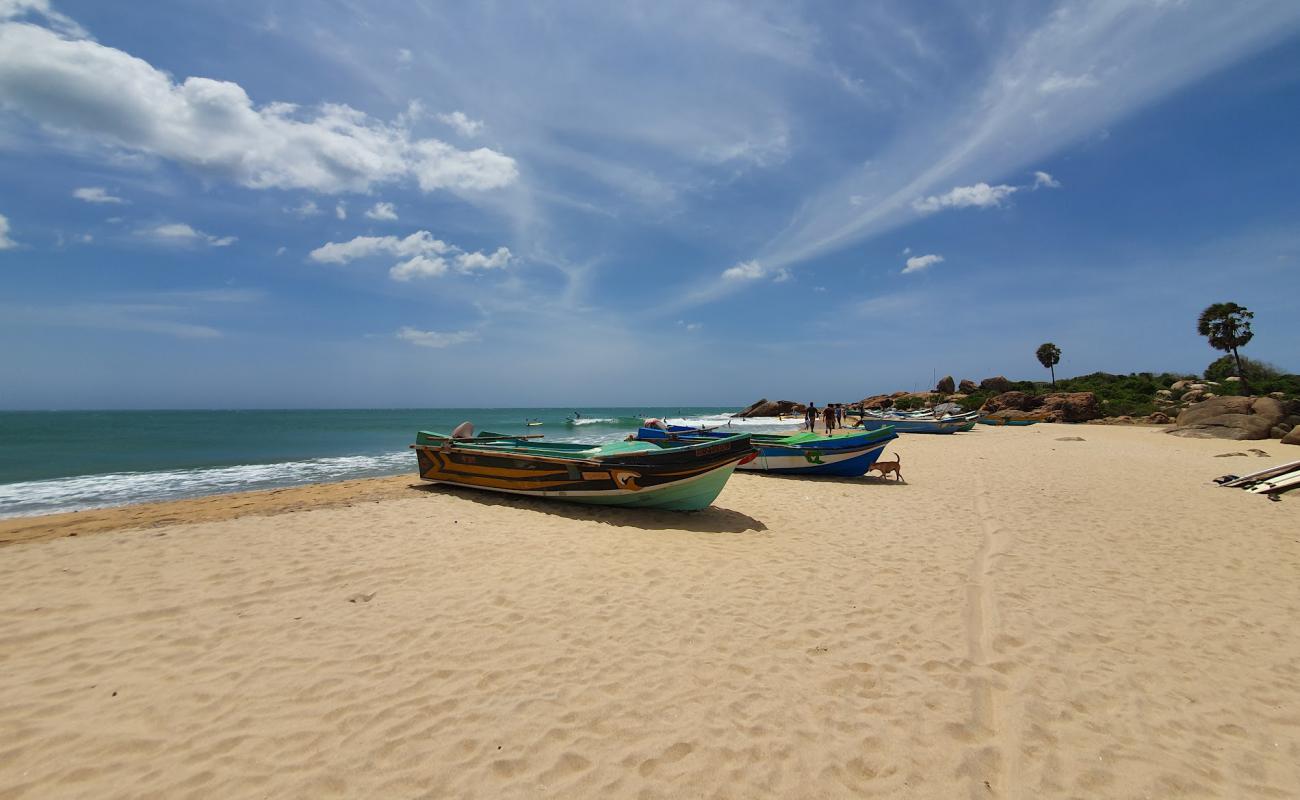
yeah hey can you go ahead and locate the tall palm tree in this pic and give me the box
[1197,302,1253,383]
[1036,342,1061,389]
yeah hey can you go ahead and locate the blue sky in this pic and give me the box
[1,0,1298,409]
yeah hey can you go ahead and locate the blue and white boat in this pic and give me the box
[855,411,969,435]
[636,425,897,476]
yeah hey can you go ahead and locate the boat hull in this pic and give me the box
[638,426,897,476]
[978,417,1038,426]
[412,433,754,511]
[855,418,967,434]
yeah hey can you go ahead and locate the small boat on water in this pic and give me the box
[412,426,755,510]
[637,425,897,476]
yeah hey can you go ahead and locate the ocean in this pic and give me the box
[0,408,796,518]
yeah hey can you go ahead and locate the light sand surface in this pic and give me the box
[1,424,1297,799]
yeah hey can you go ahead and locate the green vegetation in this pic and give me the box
[1036,343,1061,389]
[1197,302,1254,381]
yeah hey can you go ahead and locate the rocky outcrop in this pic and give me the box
[980,376,1012,393]
[857,394,895,410]
[1282,427,1300,446]
[980,391,1101,422]
[935,375,955,394]
[735,398,805,417]
[1167,396,1287,440]
[1147,412,1172,425]
[959,379,977,393]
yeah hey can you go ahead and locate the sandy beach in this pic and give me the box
[1,424,1297,798]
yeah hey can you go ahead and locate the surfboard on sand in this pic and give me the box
[1216,460,1300,488]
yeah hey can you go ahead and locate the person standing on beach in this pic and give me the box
[805,403,817,432]
[823,404,836,433]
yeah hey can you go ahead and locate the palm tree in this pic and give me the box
[1197,302,1254,384]
[1036,342,1061,389]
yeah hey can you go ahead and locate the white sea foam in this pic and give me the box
[663,414,797,432]
[568,417,616,425]
[0,451,413,519]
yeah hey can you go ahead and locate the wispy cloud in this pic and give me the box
[437,111,485,138]
[0,212,15,249]
[288,200,321,218]
[72,186,126,204]
[1033,170,1061,189]
[902,253,943,274]
[1039,71,1099,94]
[396,326,478,348]
[335,201,347,220]
[139,222,236,247]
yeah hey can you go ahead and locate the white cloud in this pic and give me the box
[454,246,511,272]
[396,326,478,348]
[275,246,287,256]
[396,48,412,64]
[902,253,943,274]
[913,182,1018,214]
[0,212,15,249]
[140,222,236,247]
[772,267,792,283]
[1033,170,1061,189]
[289,200,321,218]
[1038,71,1099,94]
[721,260,766,281]
[72,186,125,204]
[437,110,485,138]
[901,246,912,255]
[0,0,83,36]
[0,19,518,195]
[364,201,398,221]
[335,201,347,220]
[310,231,511,281]
[849,195,865,206]
[676,320,702,332]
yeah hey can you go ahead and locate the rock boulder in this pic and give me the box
[980,391,1101,423]
[935,375,955,394]
[980,376,1013,393]
[735,398,805,417]
[1167,396,1287,440]
[959,379,977,393]
[1283,427,1300,446]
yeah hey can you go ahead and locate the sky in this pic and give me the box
[1,0,1298,409]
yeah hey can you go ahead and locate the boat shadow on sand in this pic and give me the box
[753,473,908,486]
[407,483,767,534]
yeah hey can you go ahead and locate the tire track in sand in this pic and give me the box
[960,474,1016,799]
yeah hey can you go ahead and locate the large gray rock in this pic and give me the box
[735,398,805,417]
[1168,396,1287,440]
[935,375,955,394]
[959,379,978,393]
[979,376,1013,393]
[1283,427,1300,446]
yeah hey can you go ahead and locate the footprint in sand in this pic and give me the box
[347,592,376,603]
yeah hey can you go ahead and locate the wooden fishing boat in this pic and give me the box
[412,428,755,511]
[854,415,968,434]
[977,416,1039,427]
[638,425,897,477]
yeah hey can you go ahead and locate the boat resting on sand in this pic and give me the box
[637,425,897,477]
[412,427,755,511]
[854,415,968,435]
[978,416,1039,427]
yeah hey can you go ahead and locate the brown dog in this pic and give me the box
[868,452,903,481]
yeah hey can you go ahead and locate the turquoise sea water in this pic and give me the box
[0,407,792,517]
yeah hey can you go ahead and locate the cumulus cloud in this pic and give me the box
[396,326,478,348]
[72,186,125,204]
[437,110,485,138]
[902,253,943,274]
[913,182,1018,214]
[0,0,83,35]
[310,231,511,281]
[140,222,236,247]
[1038,71,1099,94]
[1034,170,1061,189]
[364,201,398,221]
[0,19,518,195]
[0,212,15,249]
[721,260,766,281]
